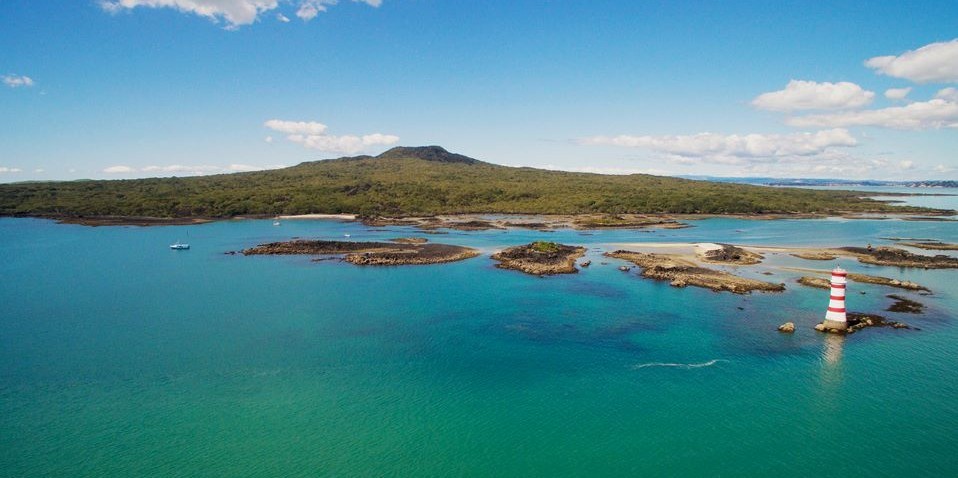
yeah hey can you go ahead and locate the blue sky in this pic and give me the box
[1,0,957,182]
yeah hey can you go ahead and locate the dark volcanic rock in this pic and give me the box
[840,246,958,269]
[242,239,478,265]
[492,241,586,275]
[700,244,763,265]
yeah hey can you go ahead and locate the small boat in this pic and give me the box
[273,220,281,226]
[170,242,190,250]
[344,233,351,238]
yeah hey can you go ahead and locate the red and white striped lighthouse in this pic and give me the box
[823,266,848,331]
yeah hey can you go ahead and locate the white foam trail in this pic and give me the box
[632,359,728,370]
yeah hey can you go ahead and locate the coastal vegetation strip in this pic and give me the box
[241,239,479,265]
[1,146,950,221]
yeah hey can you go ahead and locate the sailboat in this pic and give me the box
[170,229,190,250]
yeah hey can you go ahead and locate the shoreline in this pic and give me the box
[4,209,954,227]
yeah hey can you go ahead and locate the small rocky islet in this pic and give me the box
[604,250,784,294]
[491,241,586,275]
[240,239,479,266]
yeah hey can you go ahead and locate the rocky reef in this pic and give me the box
[839,246,958,269]
[390,237,429,244]
[698,243,764,265]
[241,239,479,265]
[816,312,914,335]
[571,214,690,230]
[492,241,586,275]
[796,274,929,292]
[898,241,958,251]
[790,251,838,260]
[605,250,785,294]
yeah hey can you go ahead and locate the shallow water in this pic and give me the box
[1,211,956,476]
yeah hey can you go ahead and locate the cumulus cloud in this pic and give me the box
[103,165,136,173]
[936,87,958,102]
[865,39,958,83]
[751,80,874,111]
[104,163,285,176]
[884,87,912,100]
[579,129,858,164]
[265,119,399,154]
[786,94,958,130]
[100,0,382,28]
[2,74,34,88]
[142,164,222,174]
[263,119,328,135]
[0,167,23,173]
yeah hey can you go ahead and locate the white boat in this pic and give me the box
[170,242,190,250]
[344,233,351,238]
[273,220,281,226]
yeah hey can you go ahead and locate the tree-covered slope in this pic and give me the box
[0,146,941,218]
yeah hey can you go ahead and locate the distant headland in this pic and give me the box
[0,145,952,225]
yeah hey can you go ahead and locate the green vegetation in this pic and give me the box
[0,146,945,219]
[531,241,561,253]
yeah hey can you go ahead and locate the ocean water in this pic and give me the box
[1,205,957,476]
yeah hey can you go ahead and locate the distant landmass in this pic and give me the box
[680,176,958,188]
[0,146,948,220]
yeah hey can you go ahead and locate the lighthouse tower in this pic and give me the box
[823,266,848,331]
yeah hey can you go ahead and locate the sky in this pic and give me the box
[1,0,957,182]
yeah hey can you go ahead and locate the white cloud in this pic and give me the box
[34,168,45,173]
[265,119,399,154]
[264,135,274,143]
[142,164,221,174]
[936,87,958,102]
[103,165,135,173]
[865,39,958,83]
[101,0,382,28]
[751,80,874,111]
[102,163,285,176]
[263,119,327,135]
[2,74,34,88]
[884,87,912,100]
[579,129,857,163]
[786,95,958,130]
[0,167,23,173]
[934,164,953,173]
[100,0,279,28]
[899,160,914,170]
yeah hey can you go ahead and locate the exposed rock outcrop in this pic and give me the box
[492,241,586,275]
[605,250,785,294]
[699,244,764,265]
[241,239,479,265]
[839,246,958,269]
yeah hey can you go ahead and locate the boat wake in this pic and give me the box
[632,359,728,370]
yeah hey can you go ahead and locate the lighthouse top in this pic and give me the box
[831,266,847,277]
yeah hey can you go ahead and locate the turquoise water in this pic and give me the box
[1,212,957,476]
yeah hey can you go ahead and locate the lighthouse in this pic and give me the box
[822,266,848,331]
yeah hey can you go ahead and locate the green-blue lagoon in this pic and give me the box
[2,212,957,476]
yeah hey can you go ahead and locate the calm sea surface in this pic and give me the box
[2,190,957,476]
